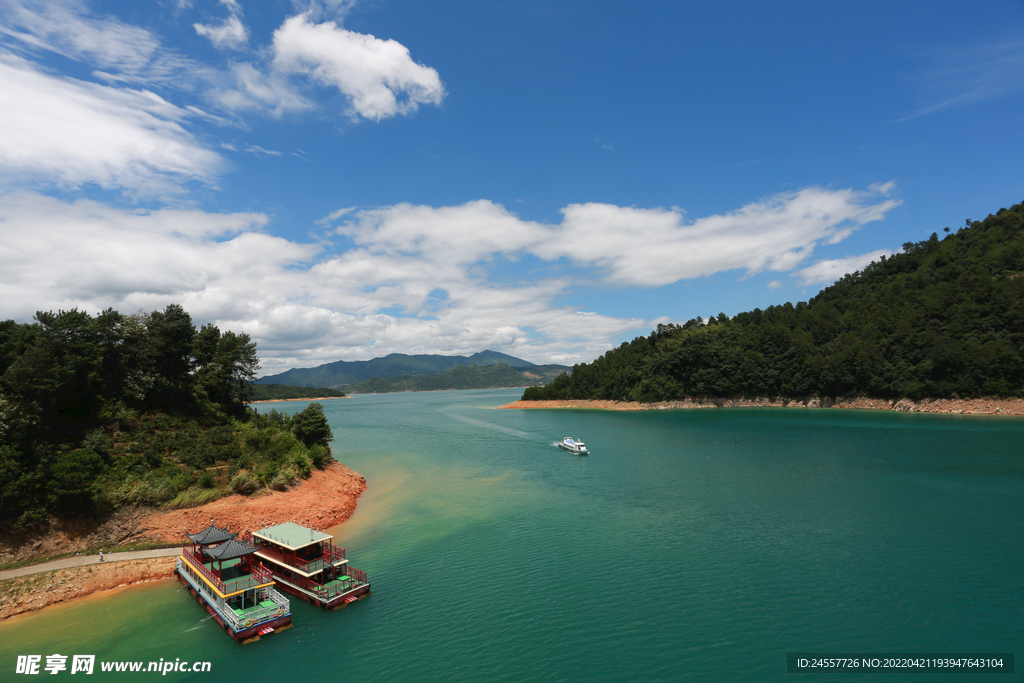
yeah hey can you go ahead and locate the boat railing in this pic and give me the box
[181,548,272,595]
[221,587,290,632]
[299,564,368,601]
[342,565,368,584]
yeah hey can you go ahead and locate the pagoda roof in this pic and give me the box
[252,522,332,551]
[186,522,235,546]
[204,537,258,562]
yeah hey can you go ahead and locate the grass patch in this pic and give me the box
[167,487,223,509]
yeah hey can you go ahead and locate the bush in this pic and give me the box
[291,453,312,479]
[270,464,298,491]
[307,444,331,469]
[230,469,260,495]
[244,430,271,455]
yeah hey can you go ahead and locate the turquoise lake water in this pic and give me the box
[1,388,1021,681]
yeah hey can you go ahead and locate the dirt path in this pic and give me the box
[0,548,181,581]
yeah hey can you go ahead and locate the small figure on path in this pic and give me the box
[99,549,104,562]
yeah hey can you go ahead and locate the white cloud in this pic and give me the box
[289,0,358,22]
[272,14,445,120]
[194,14,249,51]
[0,55,222,196]
[0,195,643,372]
[337,200,546,264]
[210,62,312,116]
[0,0,206,88]
[2,0,444,126]
[1,0,159,73]
[0,186,900,373]
[791,249,894,286]
[767,280,783,289]
[332,185,900,288]
[549,186,899,286]
[901,38,1024,120]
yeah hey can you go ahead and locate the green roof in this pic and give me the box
[252,522,331,550]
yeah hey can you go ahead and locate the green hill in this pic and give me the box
[0,305,335,530]
[345,362,566,393]
[257,350,547,388]
[248,384,346,401]
[524,201,1024,403]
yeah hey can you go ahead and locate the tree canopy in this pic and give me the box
[0,304,271,528]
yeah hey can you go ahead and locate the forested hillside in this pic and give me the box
[344,362,565,393]
[257,350,539,388]
[0,305,334,530]
[249,384,346,401]
[525,201,1024,403]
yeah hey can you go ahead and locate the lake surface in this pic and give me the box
[2,389,1021,681]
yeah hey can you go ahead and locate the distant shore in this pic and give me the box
[498,396,1024,415]
[0,462,366,620]
[249,395,350,404]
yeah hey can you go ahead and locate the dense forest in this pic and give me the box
[525,201,1024,403]
[0,305,334,530]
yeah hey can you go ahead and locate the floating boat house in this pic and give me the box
[175,521,292,642]
[245,522,371,609]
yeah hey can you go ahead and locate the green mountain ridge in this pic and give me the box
[257,350,552,388]
[524,200,1024,403]
[248,384,347,401]
[345,362,567,394]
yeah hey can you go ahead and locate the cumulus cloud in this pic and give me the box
[194,14,248,51]
[0,55,223,196]
[2,0,444,127]
[791,249,894,286]
[549,187,899,286]
[333,185,900,287]
[272,14,445,120]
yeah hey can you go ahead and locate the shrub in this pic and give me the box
[270,464,298,491]
[291,453,312,479]
[307,444,330,469]
[230,470,260,495]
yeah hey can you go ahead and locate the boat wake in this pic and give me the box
[445,411,543,441]
[184,615,214,632]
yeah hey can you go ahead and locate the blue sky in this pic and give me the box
[1,0,1023,374]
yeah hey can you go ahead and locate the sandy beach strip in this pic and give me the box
[498,396,1024,415]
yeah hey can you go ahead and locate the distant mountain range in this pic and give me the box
[343,362,569,394]
[257,350,569,390]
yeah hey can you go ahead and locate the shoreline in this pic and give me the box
[0,461,366,621]
[248,396,350,403]
[497,396,1024,415]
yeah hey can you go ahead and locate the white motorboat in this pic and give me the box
[558,437,589,454]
